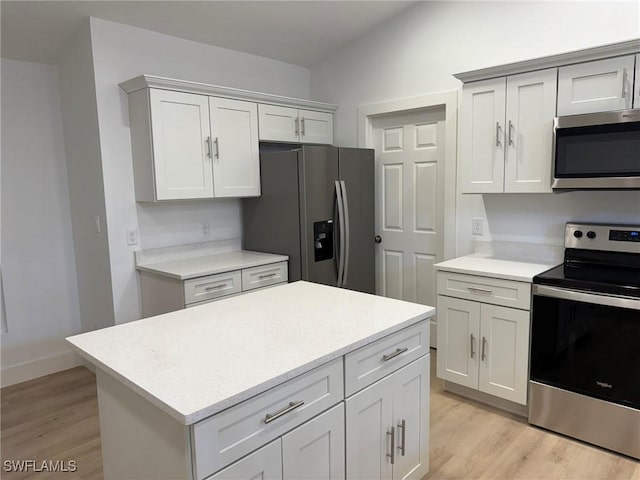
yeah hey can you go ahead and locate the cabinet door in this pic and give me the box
[282,404,345,480]
[436,296,480,389]
[504,69,556,193]
[634,54,640,109]
[345,373,394,480]
[392,356,429,480]
[258,104,300,142]
[149,89,213,200]
[558,55,635,115]
[208,439,282,480]
[478,304,530,405]
[300,110,333,145]
[459,77,506,193]
[209,98,260,197]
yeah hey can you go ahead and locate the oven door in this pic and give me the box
[530,285,640,410]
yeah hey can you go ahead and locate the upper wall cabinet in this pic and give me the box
[460,69,557,194]
[120,75,338,201]
[557,55,636,115]
[258,105,333,144]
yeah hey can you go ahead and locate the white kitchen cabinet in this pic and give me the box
[209,97,260,197]
[459,69,556,194]
[437,290,530,405]
[282,404,345,480]
[127,88,259,201]
[208,440,282,480]
[558,55,635,115]
[346,355,429,480]
[258,104,333,144]
[635,54,640,109]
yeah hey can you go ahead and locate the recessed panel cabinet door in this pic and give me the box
[208,439,282,480]
[282,404,345,480]
[149,89,213,200]
[210,98,260,197]
[557,55,635,115]
[459,77,506,193]
[478,304,530,405]
[258,104,300,142]
[300,110,333,145]
[345,373,394,480]
[436,296,480,389]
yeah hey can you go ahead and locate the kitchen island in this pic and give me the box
[67,281,434,480]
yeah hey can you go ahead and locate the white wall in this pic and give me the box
[310,1,640,255]
[88,18,311,324]
[1,58,82,386]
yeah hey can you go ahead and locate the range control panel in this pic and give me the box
[565,223,640,253]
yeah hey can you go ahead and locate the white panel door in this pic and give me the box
[372,108,446,347]
[557,55,635,115]
[210,98,260,197]
[478,304,530,405]
[208,439,282,480]
[459,77,506,193]
[436,296,479,389]
[392,356,430,480]
[282,404,345,480]
[300,110,333,145]
[149,89,212,200]
[504,69,557,193]
[258,104,299,142]
[634,54,640,109]
[345,373,394,480]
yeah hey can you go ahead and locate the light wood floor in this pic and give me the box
[1,351,638,479]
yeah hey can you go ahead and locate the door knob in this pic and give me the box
[374,235,382,244]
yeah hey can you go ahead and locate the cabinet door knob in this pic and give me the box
[374,235,382,244]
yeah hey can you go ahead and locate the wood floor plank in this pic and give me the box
[1,352,637,480]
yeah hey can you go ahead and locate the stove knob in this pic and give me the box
[573,230,583,238]
[587,231,597,239]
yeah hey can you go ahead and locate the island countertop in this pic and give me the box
[66,281,434,425]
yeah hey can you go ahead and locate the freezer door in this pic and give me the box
[300,146,340,286]
[339,148,375,294]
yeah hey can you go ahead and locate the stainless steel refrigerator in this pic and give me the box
[243,145,374,294]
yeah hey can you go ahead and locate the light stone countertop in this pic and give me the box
[66,281,434,425]
[435,253,559,282]
[136,250,289,280]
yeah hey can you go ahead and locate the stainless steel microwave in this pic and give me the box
[552,109,640,189]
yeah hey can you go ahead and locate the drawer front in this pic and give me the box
[344,320,429,397]
[242,262,288,291]
[437,271,531,310]
[184,271,242,305]
[191,358,344,480]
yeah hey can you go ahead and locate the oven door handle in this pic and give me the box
[533,285,640,311]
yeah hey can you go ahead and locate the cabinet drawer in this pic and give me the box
[437,271,531,310]
[344,320,429,397]
[191,358,344,480]
[184,271,242,305]
[242,262,288,291]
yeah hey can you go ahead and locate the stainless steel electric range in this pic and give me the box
[529,222,640,459]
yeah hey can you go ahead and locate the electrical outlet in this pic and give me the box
[127,228,138,246]
[201,222,210,238]
[472,218,484,236]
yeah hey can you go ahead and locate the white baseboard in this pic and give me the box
[1,351,83,387]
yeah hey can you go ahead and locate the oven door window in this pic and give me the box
[531,294,640,409]
[555,122,640,178]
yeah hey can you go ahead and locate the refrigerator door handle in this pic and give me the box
[340,180,350,287]
[335,181,346,287]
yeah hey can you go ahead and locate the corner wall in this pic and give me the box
[310,1,640,255]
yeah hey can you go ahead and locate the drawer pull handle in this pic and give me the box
[205,285,225,291]
[382,347,408,362]
[397,419,406,456]
[258,273,277,280]
[387,426,395,464]
[467,286,493,294]
[264,400,304,424]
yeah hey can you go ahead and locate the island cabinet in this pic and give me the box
[459,69,557,194]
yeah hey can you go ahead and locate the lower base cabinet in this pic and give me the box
[209,404,345,480]
[345,355,430,480]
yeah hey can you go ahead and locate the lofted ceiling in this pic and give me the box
[1,1,416,68]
